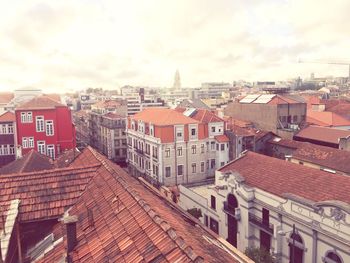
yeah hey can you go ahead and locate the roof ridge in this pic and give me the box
[0,163,101,178]
[85,147,204,261]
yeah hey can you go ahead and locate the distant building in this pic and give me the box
[0,92,14,115]
[173,69,181,90]
[72,110,90,149]
[177,99,211,110]
[0,111,16,167]
[191,82,233,99]
[126,108,229,186]
[15,96,76,159]
[179,151,350,263]
[225,94,307,139]
[91,99,127,115]
[294,125,350,150]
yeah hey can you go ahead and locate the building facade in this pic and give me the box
[179,151,350,263]
[126,108,229,186]
[15,96,76,159]
[0,111,16,167]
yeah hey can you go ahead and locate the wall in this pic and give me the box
[224,102,279,133]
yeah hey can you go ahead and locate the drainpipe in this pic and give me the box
[186,140,189,184]
[312,230,317,263]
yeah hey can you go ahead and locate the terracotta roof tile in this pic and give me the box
[16,95,66,110]
[220,151,350,204]
[307,111,350,127]
[0,150,54,175]
[215,134,229,143]
[294,126,350,144]
[268,138,350,174]
[0,164,98,222]
[190,109,224,123]
[0,111,15,122]
[132,108,199,126]
[36,148,246,263]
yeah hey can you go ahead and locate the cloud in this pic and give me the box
[0,0,349,92]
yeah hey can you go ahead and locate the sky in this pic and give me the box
[0,0,349,92]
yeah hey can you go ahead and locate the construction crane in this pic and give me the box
[298,59,350,79]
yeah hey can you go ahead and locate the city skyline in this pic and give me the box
[0,0,350,93]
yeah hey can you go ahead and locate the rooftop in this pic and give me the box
[220,151,350,204]
[239,94,305,105]
[268,138,350,174]
[294,126,350,144]
[0,111,15,123]
[35,148,246,263]
[16,95,66,110]
[132,108,199,126]
[0,150,54,175]
[307,111,350,127]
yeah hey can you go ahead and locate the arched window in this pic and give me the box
[289,233,304,263]
[323,251,343,263]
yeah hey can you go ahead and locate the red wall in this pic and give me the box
[15,106,76,157]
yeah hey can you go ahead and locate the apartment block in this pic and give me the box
[126,108,229,186]
[0,111,16,167]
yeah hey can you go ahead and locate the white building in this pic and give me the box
[179,151,350,263]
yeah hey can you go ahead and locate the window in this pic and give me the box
[191,145,196,154]
[21,112,26,123]
[293,115,298,123]
[324,251,343,263]
[175,126,184,141]
[165,148,170,157]
[1,124,6,134]
[211,141,215,150]
[29,137,34,148]
[165,167,171,177]
[201,162,205,172]
[46,120,54,136]
[191,163,196,173]
[3,145,8,155]
[211,159,216,169]
[221,144,225,151]
[36,116,45,132]
[211,127,215,133]
[177,147,182,156]
[177,165,183,176]
[220,162,225,167]
[211,195,216,210]
[216,143,219,151]
[201,144,204,153]
[37,141,46,155]
[152,146,158,158]
[22,137,28,148]
[191,128,196,136]
[27,112,32,122]
[8,124,13,134]
[209,218,219,234]
[47,145,55,159]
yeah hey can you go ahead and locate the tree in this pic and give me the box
[187,208,202,220]
[245,246,276,263]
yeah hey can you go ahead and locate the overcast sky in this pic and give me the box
[0,0,349,92]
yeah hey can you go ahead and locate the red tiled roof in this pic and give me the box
[220,151,350,204]
[92,99,125,108]
[132,108,199,126]
[295,126,350,144]
[0,92,14,104]
[307,111,350,127]
[36,148,246,263]
[326,103,350,120]
[0,164,98,222]
[224,116,253,128]
[43,93,61,102]
[0,111,15,122]
[0,150,54,175]
[16,95,66,110]
[215,134,229,142]
[103,112,125,119]
[191,109,224,123]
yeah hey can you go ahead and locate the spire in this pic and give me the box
[173,69,181,90]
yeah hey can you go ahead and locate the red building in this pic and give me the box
[0,111,16,167]
[15,96,76,159]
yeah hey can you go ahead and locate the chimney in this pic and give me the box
[63,215,78,253]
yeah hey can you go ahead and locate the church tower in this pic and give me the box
[173,69,181,90]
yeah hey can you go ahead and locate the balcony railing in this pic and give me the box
[248,213,274,234]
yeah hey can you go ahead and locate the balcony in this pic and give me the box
[135,148,144,154]
[223,202,241,220]
[248,213,274,235]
